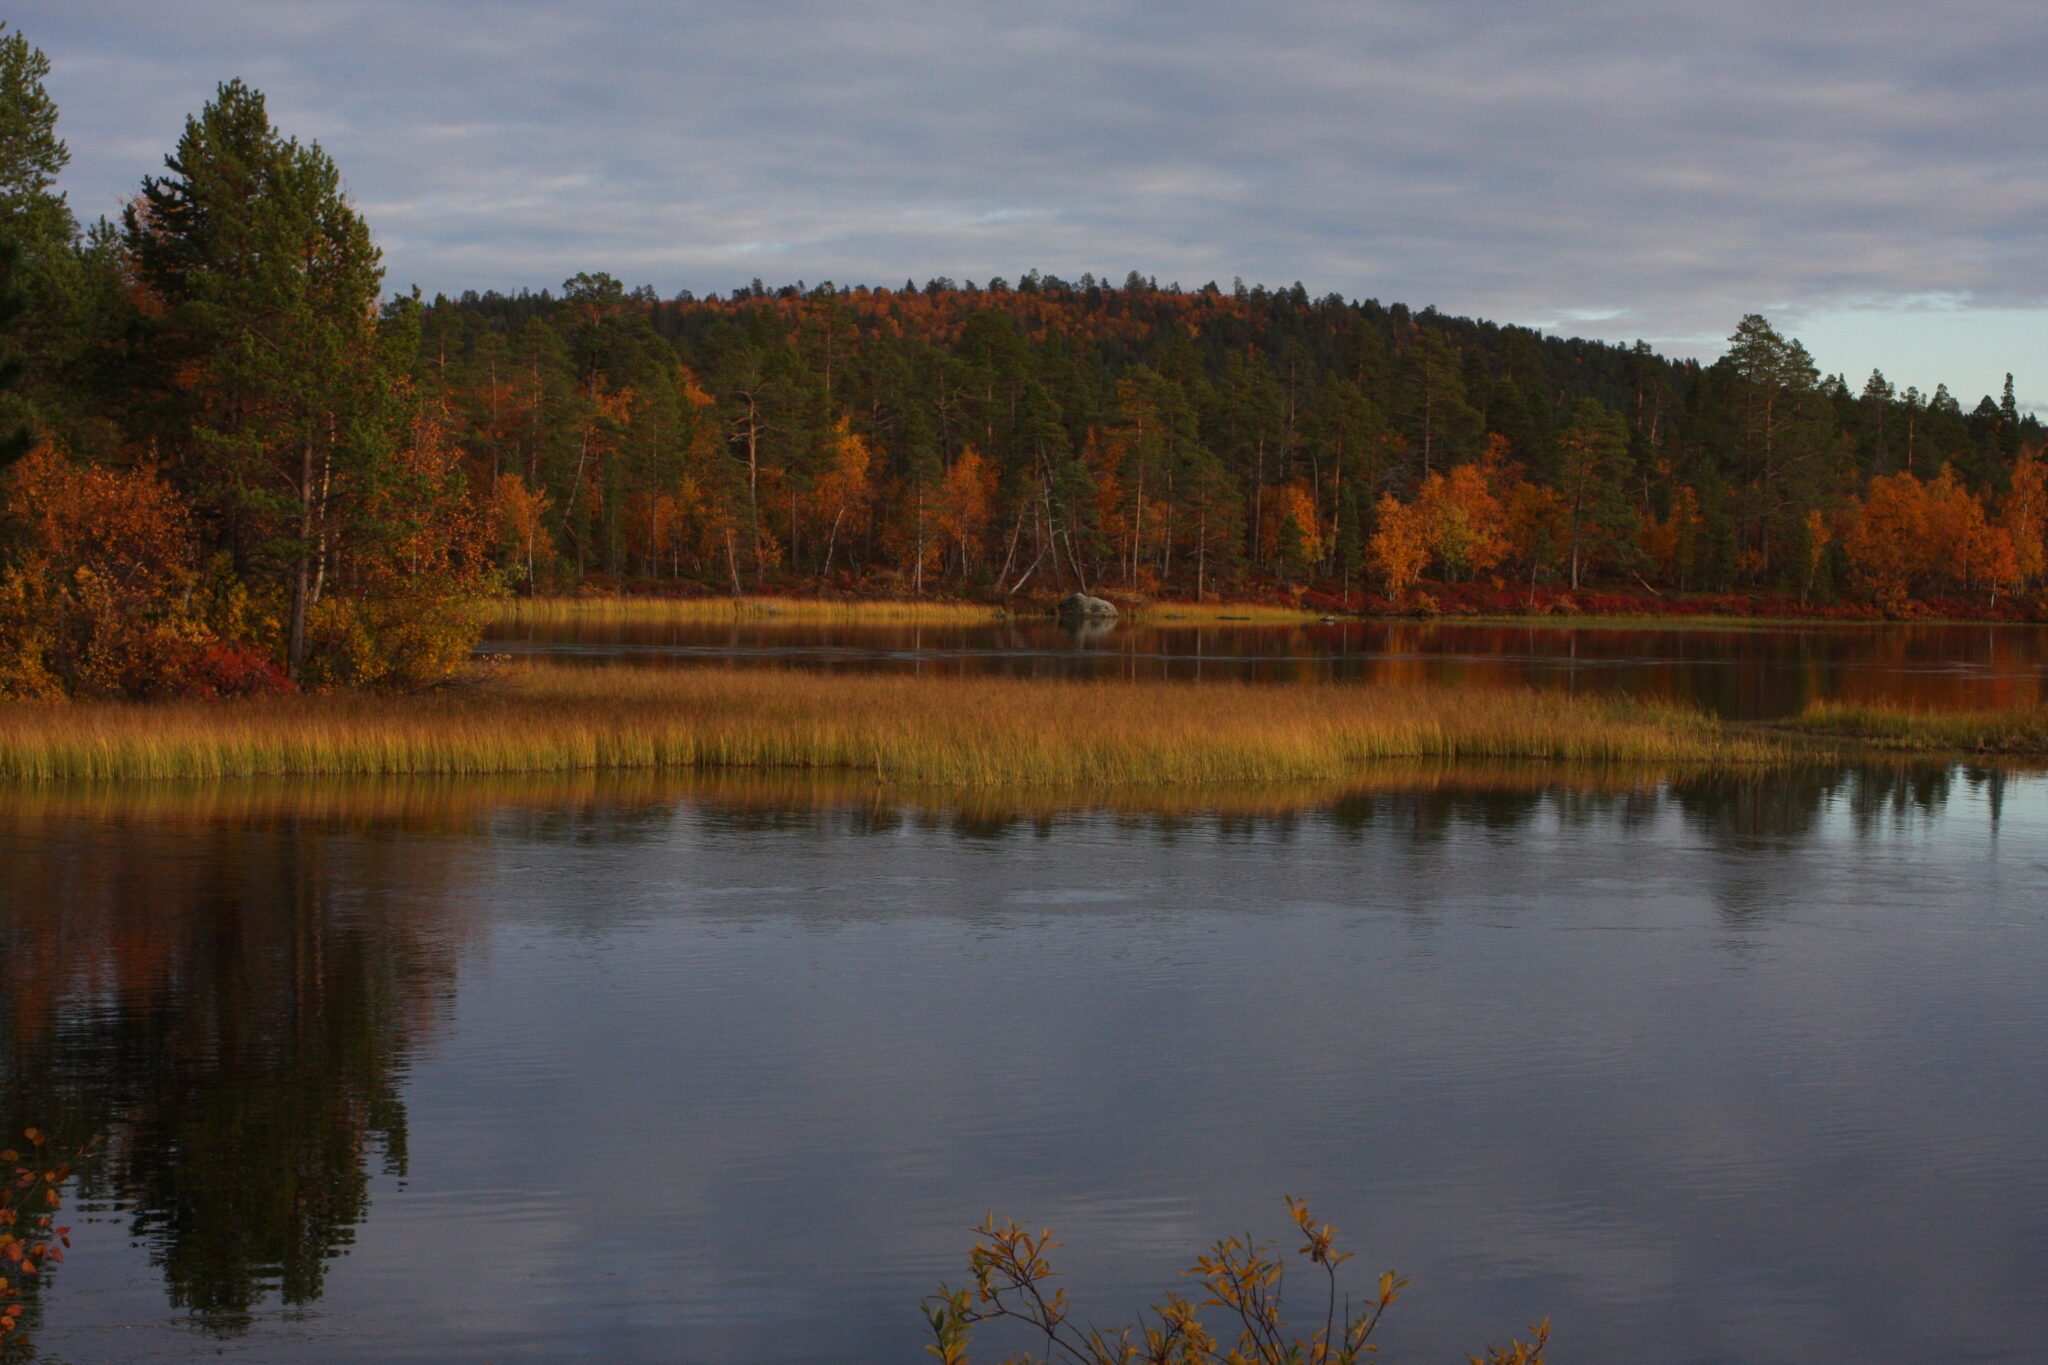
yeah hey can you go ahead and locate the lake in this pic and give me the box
[4,620,2048,1363]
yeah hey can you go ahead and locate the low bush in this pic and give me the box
[925,1199,1549,1365]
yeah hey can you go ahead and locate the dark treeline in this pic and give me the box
[4,22,2046,699]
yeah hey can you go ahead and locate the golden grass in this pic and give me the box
[1782,702,2048,756]
[0,663,1798,784]
[495,595,1004,626]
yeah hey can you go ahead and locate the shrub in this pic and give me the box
[925,1198,1549,1365]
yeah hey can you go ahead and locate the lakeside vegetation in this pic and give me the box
[928,1199,1549,1365]
[7,660,2048,786]
[1780,703,2048,755]
[0,664,1791,783]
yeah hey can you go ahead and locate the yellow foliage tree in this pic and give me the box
[489,472,553,589]
[1415,463,1508,580]
[935,446,996,580]
[804,420,874,576]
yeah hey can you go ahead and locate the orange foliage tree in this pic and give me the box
[1842,472,1932,605]
[1638,485,1704,589]
[1369,492,1432,598]
[0,445,288,698]
[1999,446,2048,590]
[1415,462,1508,580]
[1262,481,1326,580]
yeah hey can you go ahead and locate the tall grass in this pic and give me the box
[0,664,1796,784]
[1784,702,2048,755]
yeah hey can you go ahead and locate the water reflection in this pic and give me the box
[0,765,2043,1362]
[482,616,2048,718]
[0,805,473,1332]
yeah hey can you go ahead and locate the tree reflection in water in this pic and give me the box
[0,802,475,1333]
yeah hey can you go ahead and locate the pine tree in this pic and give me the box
[2000,373,2021,460]
[123,80,400,679]
[0,23,70,253]
[0,24,74,463]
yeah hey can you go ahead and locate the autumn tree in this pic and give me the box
[1415,462,1507,581]
[1842,472,1931,606]
[800,419,872,576]
[488,470,553,589]
[1265,480,1324,581]
[1999,446,2048,591]
[1369,492,1431,598]
[1638,485,1704,590]
[934,446,995,581]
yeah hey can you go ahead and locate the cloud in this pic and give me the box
[13,0,2048,388]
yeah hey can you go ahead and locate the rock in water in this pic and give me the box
[1056,593,1120,619]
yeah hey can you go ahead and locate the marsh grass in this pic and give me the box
[0,663,1799,784]
[1784,702,2048,756]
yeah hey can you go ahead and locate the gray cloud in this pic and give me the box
[15,1,2048,367]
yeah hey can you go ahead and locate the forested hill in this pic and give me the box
[410,272,2044,603]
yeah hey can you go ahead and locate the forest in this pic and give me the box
[3,22,2046,701]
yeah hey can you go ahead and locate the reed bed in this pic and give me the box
[0,664,1796,785]
[1783,702,2048,756]
[495,595,1004,626]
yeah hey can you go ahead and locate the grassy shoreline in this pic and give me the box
[4,664,2043,786]
[0,663,1792,784]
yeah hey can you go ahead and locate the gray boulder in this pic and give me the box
[1056,593,1120,619]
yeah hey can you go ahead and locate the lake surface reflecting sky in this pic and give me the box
[4,764,2046,1363]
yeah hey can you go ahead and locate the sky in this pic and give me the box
[14,1,2048,407]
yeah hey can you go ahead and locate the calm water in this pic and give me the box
[4,766,2047,1364]
[481,615,2048,718]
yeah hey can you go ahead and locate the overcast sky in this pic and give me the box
[15,1,2047,405]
